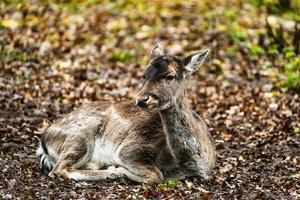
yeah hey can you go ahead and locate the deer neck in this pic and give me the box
[158,94,198,160]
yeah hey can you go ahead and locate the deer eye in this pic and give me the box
[165,75,175,81]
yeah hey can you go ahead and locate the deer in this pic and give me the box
[36,44,216,183]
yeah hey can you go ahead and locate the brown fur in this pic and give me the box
[37,45,215,183]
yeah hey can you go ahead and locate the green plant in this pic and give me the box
[249,0,300,20]
[267,45,280,56]
[224,10,237,21]
[262,60,273,69]
[250,45,265,59]
[0,47,31,63]
[109,51,134,63]
[282,54,300,90]
[159,179,181,189]
[227,23,249,43]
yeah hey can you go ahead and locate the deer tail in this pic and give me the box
[36,138,53,174]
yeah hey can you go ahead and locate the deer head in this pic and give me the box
[136,44,210,110]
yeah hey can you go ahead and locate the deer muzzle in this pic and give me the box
[136,94,160,109]
[136,95,149,108]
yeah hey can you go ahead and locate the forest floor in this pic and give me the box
[0,1,299,199]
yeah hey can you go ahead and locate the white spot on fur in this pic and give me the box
[48,112,101,135]
[86,138,119,169]
[110,107,130,128]
[36,142,43,156]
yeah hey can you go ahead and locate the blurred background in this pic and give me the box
[1,0,299,103]
[0,0,299,199]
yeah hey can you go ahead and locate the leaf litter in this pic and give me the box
[0,1,299,199]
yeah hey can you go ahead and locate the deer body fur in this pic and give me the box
[37,44,216,183]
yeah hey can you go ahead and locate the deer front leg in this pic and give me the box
[51,165,125,181]
[118,146,164,183]
[117,164,163,183]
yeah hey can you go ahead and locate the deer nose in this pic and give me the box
[136,95,149,107]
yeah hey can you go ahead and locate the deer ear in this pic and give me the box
[150,44,164,60]
[183,49,210,74]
